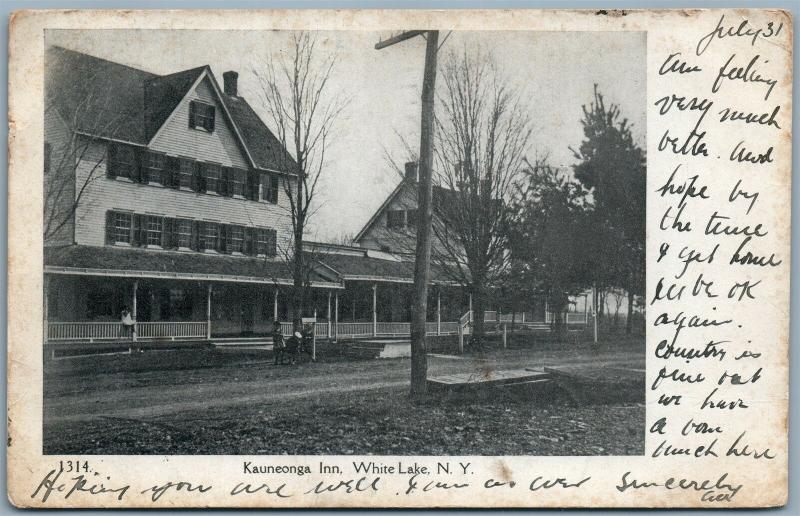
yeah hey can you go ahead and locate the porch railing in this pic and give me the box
[47,318,470,344]
[335,322,374,338]
[137,321,206,340]
[545,312,589,325]
[47,321,206,342]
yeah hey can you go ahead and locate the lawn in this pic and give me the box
[44,335,645,456]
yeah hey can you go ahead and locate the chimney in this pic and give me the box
[404,161,418,182]
[223,71,239,96]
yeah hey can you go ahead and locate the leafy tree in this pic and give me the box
[509,158,593,334]
[571,85,645,333]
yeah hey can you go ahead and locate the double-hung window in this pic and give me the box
[175,219,193,248]
[179,159,196,190]
[144,152,165,184]
[202,163,222,194]
[227,225,244,254]
[200,222,220,251]
[230,168,246,197]
[262,173,279,204]
[255,229,277,257]
[112,212,133,244]
[189,101,215,132]
[146,216,163,246]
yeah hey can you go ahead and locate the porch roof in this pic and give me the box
[316,252,458,285]
[44,245,341,288]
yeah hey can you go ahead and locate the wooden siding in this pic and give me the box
[149,76,250,169]
[43,108,75,246]
[73,138,294,253]
[358,182,455,256]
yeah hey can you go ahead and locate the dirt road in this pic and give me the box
[45,347,644,424]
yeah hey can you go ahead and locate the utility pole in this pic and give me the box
[376,30,439,399]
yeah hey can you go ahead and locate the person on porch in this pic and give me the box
[120,307,135,341]
[272,320,285,365]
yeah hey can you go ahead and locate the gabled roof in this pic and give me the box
[46,46,297,174]
[353,179,461,243]
[144,66,207,140]
[353,180,408,243]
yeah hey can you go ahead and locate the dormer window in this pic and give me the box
[189,100,215,132]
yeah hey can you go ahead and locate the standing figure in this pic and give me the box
[120,307,135,341]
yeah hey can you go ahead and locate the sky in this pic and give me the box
[47,29,645,242]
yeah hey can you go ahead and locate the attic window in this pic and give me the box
[387,210,405,229]
[189,101,215,132]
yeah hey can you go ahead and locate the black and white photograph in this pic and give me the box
[42,28,646,456]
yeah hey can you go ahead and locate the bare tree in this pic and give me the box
[254,32,348,322]
[431,47,533,346]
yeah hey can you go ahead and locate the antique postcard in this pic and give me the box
[6,8,791,508]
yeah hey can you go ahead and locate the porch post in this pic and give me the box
[43,275,49,346]
[132,280,138,342]
[372,283,377,336]
[468,293,473,322]
[334,292,339,342]
[273,288,279,321]
[206,284,213,339]
[327,291,332,340]
[436,287,441,336]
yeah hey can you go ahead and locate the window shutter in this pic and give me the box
[162,218,173,249]
[105,211,115,245]
[106,143,117,179]
[134,147,145,183]
[191,163,201,192]
[220,168,229,196]
[270,174,279,203]
[188,101,196,129]
[245,227,255,255]
[132,214,146,246]
[219,224,228,253]
[191,221,200,251]
[268,229,277,257]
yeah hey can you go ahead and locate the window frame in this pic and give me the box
[255,228,277,257]
[200,221,220,252]
[179,158,196,190]
[387,210,405,229]
[146,215,164,247]
[226,225,245,254]
[201,162,222,194]
[112,211,133,245]
[144,151,165,185]
[189,100,216,132]
[174,218,193,249]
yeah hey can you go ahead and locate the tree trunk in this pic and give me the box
[472,286,486,348]
[409,30,439,400]
[625,289,633,335]
[292,226,305,328]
